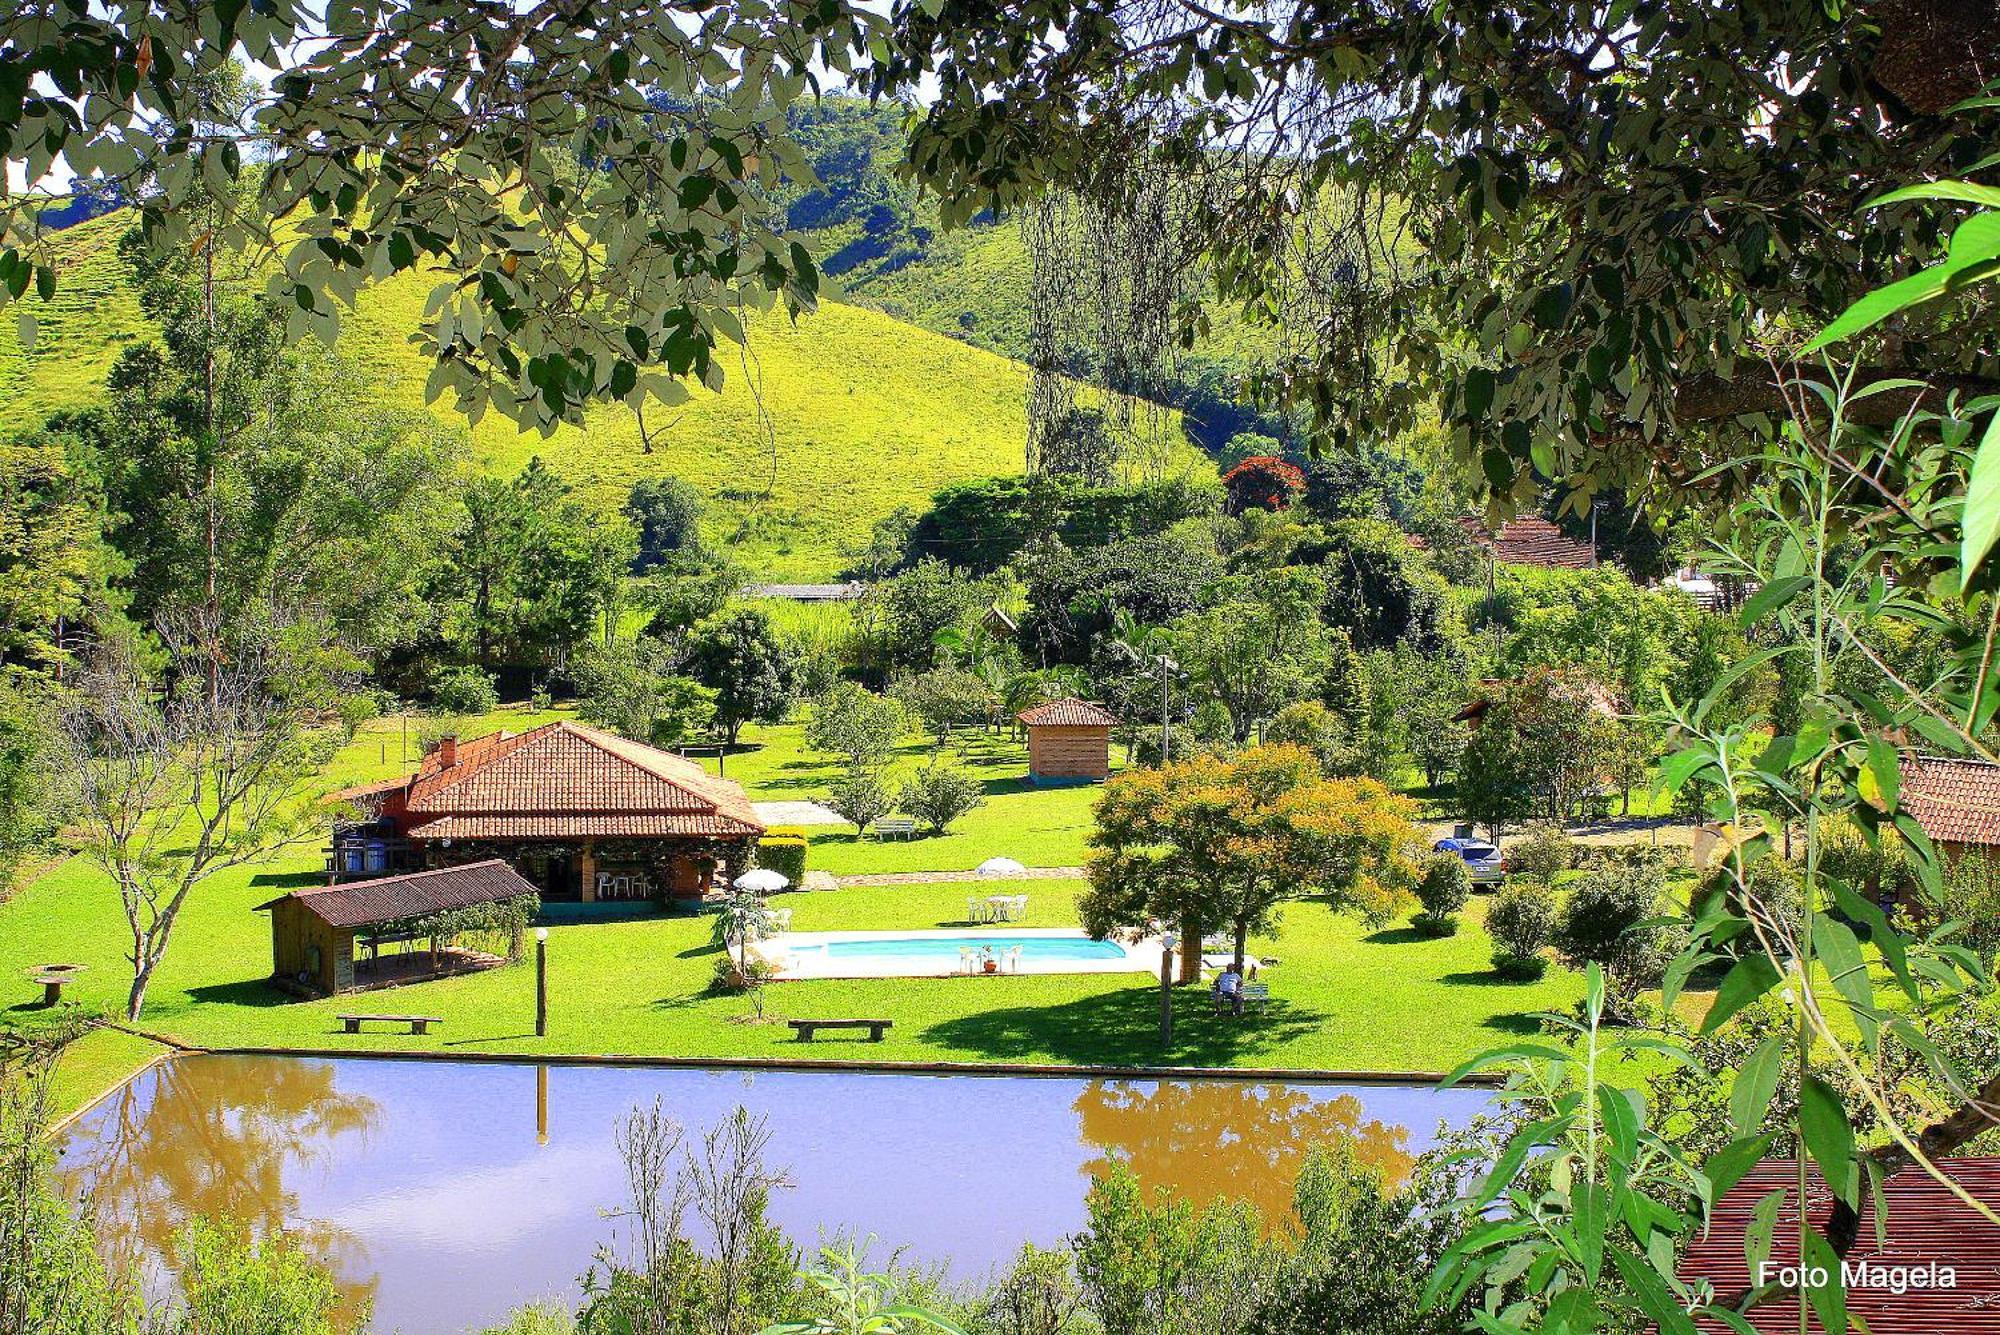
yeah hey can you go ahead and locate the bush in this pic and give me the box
[709,952,776,994]
[172,1217,353,1335]
[1509,821,1573,883]
[826,767,894,834]
[430,665,499,716]
[1943,850,2000,962]
[1412,855,1471,937]
[1486,879,1561,979]
[900,762,986,834]
[755,834,808,884]
[1553,865,1685,1009]
[1699,854,1803,939]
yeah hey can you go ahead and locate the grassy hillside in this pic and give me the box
[0,214,1211,581]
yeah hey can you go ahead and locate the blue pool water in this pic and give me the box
[802,933,1129,962]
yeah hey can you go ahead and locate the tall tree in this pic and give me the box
[685,608,797,747]
[51,614,348,1019]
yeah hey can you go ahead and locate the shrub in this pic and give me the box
[1553,865,1685,1009]
[1943,849,2000,962]
[1509,821,1573,883]
[826,767,894,834]
[1486,879,1561,979]
[174,1217,352,1335]
[1221,455,1307,514]
[755,834,808,884]
[1412,854,1471,937]
[900,762,986,834]
[528,682,553,712]
[1699,854,1803,939]
[709,952,776,994]
[430,665,499,716]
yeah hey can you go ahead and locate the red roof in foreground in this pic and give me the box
[256,859,539,928]
[1459,514,1598,570]
[1900,756,2000,848]
[340,720,763,841]
[1017,698,1118,728]
[1680,1157,2000,1333]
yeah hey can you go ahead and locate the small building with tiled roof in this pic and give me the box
[1018,698,1118,785]
[1458,514,1599,570]
[1900,755,2000,854]
[258,859,540,996]
[326,720,763,904]
[1678,1156,2000,1333]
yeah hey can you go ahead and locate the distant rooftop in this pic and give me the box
[748,582,866,601]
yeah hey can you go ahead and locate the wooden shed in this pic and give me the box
[1018,698,1117,785]
[258,859,539,997]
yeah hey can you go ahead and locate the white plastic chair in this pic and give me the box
[959,947,975,974]
[1006,946,1023,973]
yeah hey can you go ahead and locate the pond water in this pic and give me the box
[55,1054,1488,1334]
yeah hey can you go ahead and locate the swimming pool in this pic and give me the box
[755,928,1157,978]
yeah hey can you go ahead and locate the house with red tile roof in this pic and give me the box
[1679,1157,2000,1333]
[325,720,764,903]
[1899,755,2000,856]
[1457,514,1599,570]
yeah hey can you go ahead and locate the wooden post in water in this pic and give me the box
[536,1064,549,1145]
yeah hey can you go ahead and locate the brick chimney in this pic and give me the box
[437,735,457,768]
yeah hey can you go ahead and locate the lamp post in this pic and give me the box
[1158,931,1178,1047]
[534,927,549,1038]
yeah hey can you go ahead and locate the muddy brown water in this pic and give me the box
[55,1053,1489,1334]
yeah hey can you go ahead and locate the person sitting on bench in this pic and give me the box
[1213,965,1244,1016]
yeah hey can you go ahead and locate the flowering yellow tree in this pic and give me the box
[1083,744,1423,981]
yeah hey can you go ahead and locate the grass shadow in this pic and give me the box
[919,985,1321,1067]
[1480,1013,1547,1036]
[248,868,325,889]
[978,775,1039,798]
[184,978,293,1008]
[1362,926,1432,946]
[1439,969,1539,988]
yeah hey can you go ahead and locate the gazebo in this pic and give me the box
[258,859,540,996]
[1017,698,1117,785]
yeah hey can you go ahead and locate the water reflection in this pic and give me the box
[56,1055,1485,1334]
[55,1054,382,1317]
[1075,1081,1415,1220]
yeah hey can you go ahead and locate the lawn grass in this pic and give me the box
[6,707,1587,1117]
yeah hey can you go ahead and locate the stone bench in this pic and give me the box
[337,1013,443,1035]
[786,1017,892,1042]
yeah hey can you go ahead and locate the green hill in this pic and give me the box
[0,213,1210,581]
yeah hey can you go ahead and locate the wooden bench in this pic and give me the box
[336,1013,443,1035]
[870,817,917,840]
[787,1018,893,1042]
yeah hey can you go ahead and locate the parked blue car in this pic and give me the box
[1434,836,1505,886]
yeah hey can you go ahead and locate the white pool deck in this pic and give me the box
[751,927,1164,980]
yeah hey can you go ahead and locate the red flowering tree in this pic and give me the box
[1221,456,1307,514]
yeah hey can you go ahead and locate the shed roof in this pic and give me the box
[1678,1157,2000,1332]
[1900,755,2000,848]
[1018,698,1118,727]
[256,859,538,929]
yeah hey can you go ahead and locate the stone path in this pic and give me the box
[836,866,1087,887]
[751,799,846,826]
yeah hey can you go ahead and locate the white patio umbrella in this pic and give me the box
[975,856,1027,877]
[734,868,790,893]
